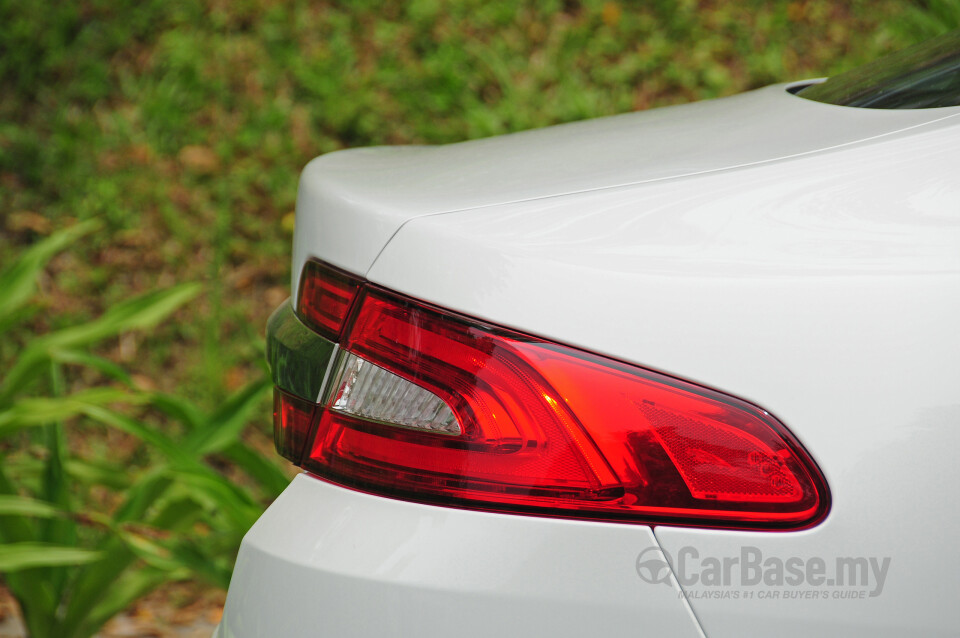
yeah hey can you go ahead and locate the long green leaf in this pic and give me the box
[54,413,261,630]
[111,470,173,523]
[38,283,202,350]
[0,283,201,403]
[182,376,271,455]
[65,458,133,489]
[77,406,263,525]
[1,458,133,490]
[58,539,136,638]
[74,568,178,638]
[0,543,102,572]
[222,442,290,498]
[114,527,183,572]
[60,475,200,635]
[0,388,140,437]
[162,468,261,530]
[39,362,76,605]
[0,495,63,518]
[77,404,188,462]
[49,349,133,386]
[163,540,233,589]
[115,524,232,590]
[148,392,205,431]
[0,221,98,330]
[0,468,58,630]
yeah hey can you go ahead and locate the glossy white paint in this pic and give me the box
[291,81,958,295]
[362,112,960,634]
[224,84,960,636]
[218,475,704,638]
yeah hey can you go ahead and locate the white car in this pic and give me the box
[217,32,960,637]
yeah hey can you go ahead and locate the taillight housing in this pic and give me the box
[273,390,316,464]
[296,260,362,341]
[281,259,829,529]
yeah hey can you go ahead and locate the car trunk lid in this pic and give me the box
[292,81,956,290]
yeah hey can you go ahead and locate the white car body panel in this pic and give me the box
[219,475,705,638]
[223,81,960,637]
[291,81,958,292]
[366,117,960,636]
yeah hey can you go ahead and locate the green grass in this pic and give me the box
[1,0,948,410]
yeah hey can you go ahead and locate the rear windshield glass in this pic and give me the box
[797,29,960,109]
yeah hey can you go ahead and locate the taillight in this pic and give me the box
[273,390,316,463]
[296,260,362,341]
[281,260,828,529]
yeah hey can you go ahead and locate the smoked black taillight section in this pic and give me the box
[273,390,316,463]
[296,260,362,341]
[270,265,830,530]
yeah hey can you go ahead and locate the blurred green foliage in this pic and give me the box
[0,226,281,637]
[0,0,949,408]
[0,0,956,626]
[894,0,960,41]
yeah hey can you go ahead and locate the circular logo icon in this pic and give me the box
[636,547,673,586]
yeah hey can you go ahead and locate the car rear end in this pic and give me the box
[216,69,960,637]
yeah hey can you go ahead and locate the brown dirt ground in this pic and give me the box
[0,583,223,638]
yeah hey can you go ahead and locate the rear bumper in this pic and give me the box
[219,473,704,638]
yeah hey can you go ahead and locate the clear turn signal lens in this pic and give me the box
[327,352,461,435]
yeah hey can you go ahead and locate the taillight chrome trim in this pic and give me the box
[266,300,339,403]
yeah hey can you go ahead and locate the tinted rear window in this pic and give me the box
[797,29,960,109]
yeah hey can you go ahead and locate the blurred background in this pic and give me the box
[0,1,956,636]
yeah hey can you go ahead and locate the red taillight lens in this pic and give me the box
[291,286,827,529]
[310,291,620,504]
[273,390,316,463]
[296,260,362,341]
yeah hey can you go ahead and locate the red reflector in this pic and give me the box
[294,287,828,529]
[273,390,316,463]
[296,260,362,340]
